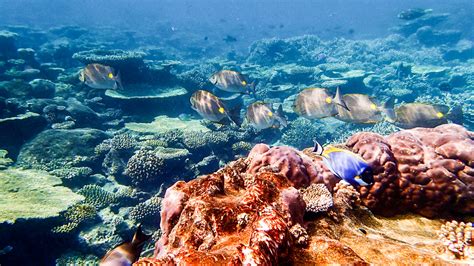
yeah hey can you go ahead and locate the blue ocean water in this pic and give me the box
[0,0,473,265]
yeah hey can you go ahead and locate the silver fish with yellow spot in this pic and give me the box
[293,87,349,119]
[79,63,123,90]
[100,224,151,266]
[190,90,240,126]
[246,102,287,130]
[335,94,392,124]
[390,103,461,129]
[209,70,255,95]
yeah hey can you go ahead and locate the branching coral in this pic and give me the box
[52,203,97,234]
[77,185,119,209]
[280,118,334,150]
[129,195,162,223]
[125,149,165,186]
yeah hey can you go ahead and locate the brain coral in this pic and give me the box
[246,144,339,189]
[347,124,474,217]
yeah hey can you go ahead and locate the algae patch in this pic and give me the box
[0,168,84,223]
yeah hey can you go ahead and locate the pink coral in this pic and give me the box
[347,124,474,217]
[246,144,338,189]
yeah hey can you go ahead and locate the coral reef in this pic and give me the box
[136,127,474,264]
[77,184,119,209]
[129,195,162,223]
[125,149,166,186]
[16,128,109,170]
[52,203,97,234]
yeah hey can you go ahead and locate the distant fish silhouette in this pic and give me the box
[223,35,237,43]
[100,224,151,266]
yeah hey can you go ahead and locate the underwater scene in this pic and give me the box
[0,0,473,265]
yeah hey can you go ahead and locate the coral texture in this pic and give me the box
[136,158,306,265]
[347,123,474,217]
[438,220,473,260]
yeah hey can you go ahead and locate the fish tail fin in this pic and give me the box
[333,87,350,111]
[228,104,242,127]
[132,224,151,249]
[447,105,464,125]
[275,104,288,128]
[312,139,324,155]
[382,97,397,122]
[114,70,124,90]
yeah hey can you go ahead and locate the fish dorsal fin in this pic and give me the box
[334,87,350,111]
[312,139,324,155]
[132,224,151,248]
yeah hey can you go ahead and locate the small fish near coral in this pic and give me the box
[190,89,241,126]
[312,139,374,187]
[293,87,349,120]
[79,63,123,90]
[100,224,151,266]
[246,102,287,130]
[209,70,256,95]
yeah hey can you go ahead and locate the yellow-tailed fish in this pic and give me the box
[190,90,240,126]
[246,102,287,130]
[335,94,393,124]
[313,139,374,187]
[209,70,255,95]
[79,63,123,90]
[293,87,349,119]
[390,103,461,129]
[100,224,151,266]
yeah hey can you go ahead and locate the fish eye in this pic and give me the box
[436,112,444,118]
[370,103,377,110]
[241,81,247,86]
[108,73,114,79]
[268,111,273,117]
[218,107,225,114]
[325,97,332,104]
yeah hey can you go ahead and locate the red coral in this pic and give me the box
[139,159,306,265]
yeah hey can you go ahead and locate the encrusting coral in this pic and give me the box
[438,220,473,260]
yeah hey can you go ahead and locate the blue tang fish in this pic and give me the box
[313,140,374,187]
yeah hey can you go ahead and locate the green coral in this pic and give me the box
[281,118,335,149]
[50,166,92,181]
[183,131,230,151]
[125,149,165,186]
[232,141,253,155]
[0,168,83,223]
[129,195,162,222]
[77,185,119,209]
[52,203,97,234]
